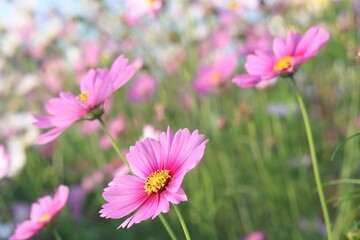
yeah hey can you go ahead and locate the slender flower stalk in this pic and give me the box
[173,205,191,240]
[98,118,130,171]
[159,214,178,240]
[53,229,62,240]
[290,77,332,240]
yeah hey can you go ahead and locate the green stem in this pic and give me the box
[98,118,131,171]
[290,77,332,240]
[159,214,178,240]
[173,205,191,240]
[53,229,62,240]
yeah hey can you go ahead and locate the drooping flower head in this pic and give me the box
[123,0,162,26]
[10,185,69,240]
[33,55,136,144]
[193,54,237,94]
[100,127,208,228]
[233,26,329,88]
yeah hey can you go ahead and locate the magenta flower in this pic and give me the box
[127,74,157,102]
[123,0,162,26]
[100,127,208,228]
[10,185,69,240]
[33,55,136,144]
[233,26,329,88]
[193,54,237,94]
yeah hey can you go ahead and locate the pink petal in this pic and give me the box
[126,138,162,179]
[294,26,329,62]
[100,176,148,219]
[285,31,302,56]
[32,114,53,129]
[232,74,263,88]
[52,185,69,212]
[164,188,187,204]
[9,221,41,240]
[272,37,287,59]
[108,55,136,90]
[215,54,238,80]
[34,127,66,145]
[119,194,159,228]
[80,69,97,93]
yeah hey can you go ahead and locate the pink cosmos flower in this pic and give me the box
[0,144,10,180]
[33,55,136,145]
[123,0,162,26]
[233,26,330,88]
[194,54,237,94]
[10,185,69,240]
[100,127,208,228]
[127,74,157,102]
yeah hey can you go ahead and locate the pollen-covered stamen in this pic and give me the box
[273,56,293,71]
[38,213,51,223]
[147,0,156,4]
[210,71,221,85]
[144,170,171,195]
[77,92,89,103]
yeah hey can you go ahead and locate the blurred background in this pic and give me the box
[0,0,359,239]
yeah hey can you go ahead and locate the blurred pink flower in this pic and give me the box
[127,74,157,102]
[100,127,208,228]
[39,58,65,93]
[124,0,162,25]
[0,144,10,180]
[81,170,105,193]
[74,41,101,74]
[33,55,135,144]
[233,26,329,88]
[100,114,126,149]
[242,231,266,240]
[194,54,237,94]
[10,185,69,240]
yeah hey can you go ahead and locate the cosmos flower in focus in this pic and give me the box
[233,26,329,88]
[193,54,237,94]
[123,0,162,26]
[127,74,157,102]
[100,127,208,228]
[10,185,69,240]
[33,55,136,145]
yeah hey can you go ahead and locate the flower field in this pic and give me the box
[0,1,359,239]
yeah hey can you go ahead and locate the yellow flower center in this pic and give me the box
[38,213,51,223]
[77,92,89,103]
[228,1,238,10]
[144,170,171,195]
[210,71,221,85]
[273,56,293,71]
[147,0,156,4]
